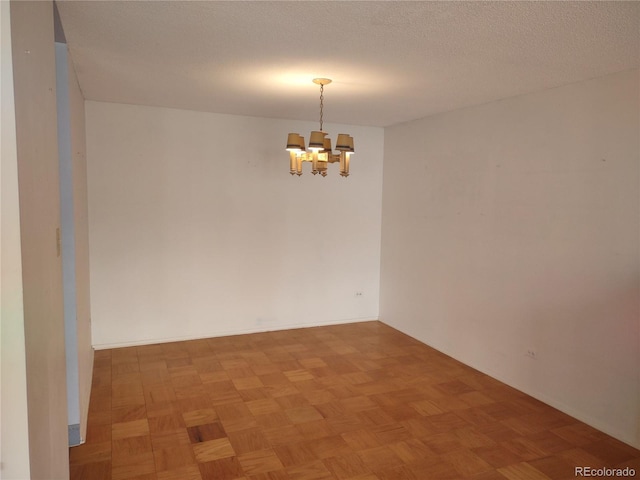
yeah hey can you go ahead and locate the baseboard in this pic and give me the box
[68,423,80,447]
[379,320,640,450]
[479,366,640,451]
[92,317,379,350]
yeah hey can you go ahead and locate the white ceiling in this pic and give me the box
[56,1,640,127]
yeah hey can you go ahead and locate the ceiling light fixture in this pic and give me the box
[286,78,354,177]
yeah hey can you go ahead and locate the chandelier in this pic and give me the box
[286,78,354,177]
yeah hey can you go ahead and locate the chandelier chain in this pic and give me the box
[319,84,324,132]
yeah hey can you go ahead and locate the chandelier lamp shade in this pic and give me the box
[286,78,354,177]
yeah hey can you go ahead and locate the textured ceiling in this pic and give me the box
[56,1,639,127]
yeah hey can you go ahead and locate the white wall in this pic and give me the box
[56,40,81,444]
[86,101,383,348]
[0,1,31,477]
[9,1,70,478]
[380,69,640,448]
[56,40,93,446]
[68,44,93,445]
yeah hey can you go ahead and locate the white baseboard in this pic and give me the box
[92,317,378,350]
[381,320,640,450]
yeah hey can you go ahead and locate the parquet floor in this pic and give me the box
[70,321,640,480]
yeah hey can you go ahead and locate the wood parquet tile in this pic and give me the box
[70,321,640,480]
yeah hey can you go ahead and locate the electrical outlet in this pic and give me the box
[526,349,537,359]
[355,292,363,297]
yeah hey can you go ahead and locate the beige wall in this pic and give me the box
[10,1,69,477]
[380,69,640,448]
[86,101,384,348]
[0,1,31,478]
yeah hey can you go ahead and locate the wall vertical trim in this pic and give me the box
[56,40,81,446]
[0,1,32,477]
